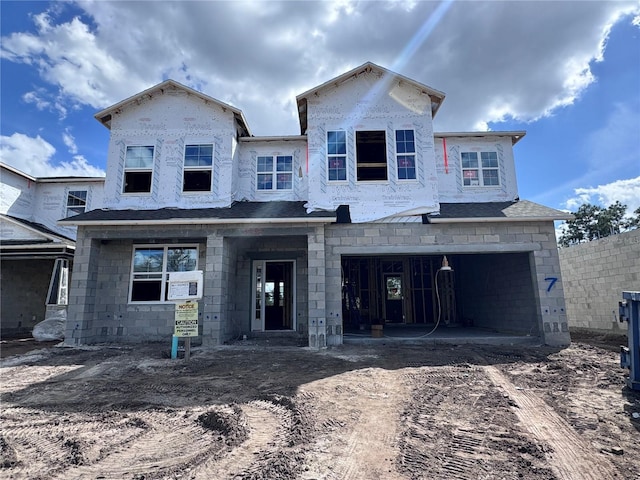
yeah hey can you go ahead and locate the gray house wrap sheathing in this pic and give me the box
[60,62,572,347]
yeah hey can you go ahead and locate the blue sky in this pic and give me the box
[1,0,639,216]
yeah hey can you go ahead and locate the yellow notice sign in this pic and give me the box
[174,302,199,337]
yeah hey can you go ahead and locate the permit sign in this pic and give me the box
[168,271,203,301]
[174,302,199,337]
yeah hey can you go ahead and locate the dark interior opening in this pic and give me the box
[124,171,152,193]
[356,131,387,181]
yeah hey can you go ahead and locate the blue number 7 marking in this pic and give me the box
[544,277,558,292]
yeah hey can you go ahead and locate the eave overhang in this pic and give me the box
[295,62,446,134]
[94,79,252,137]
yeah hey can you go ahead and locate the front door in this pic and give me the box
[252,260,295,331]
[384,273,404,323]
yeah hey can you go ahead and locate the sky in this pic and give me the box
[1,0,639,218]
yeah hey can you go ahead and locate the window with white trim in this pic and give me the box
[461,151,500,187]
[130,245,198,302]
[257,155,293,190]
[66,190,87,217]
[395,130,416,180]
[327,131,347,181]
[124,146,154,193]
[183,144,213,192]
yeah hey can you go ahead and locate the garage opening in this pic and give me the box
[341,253,540,339]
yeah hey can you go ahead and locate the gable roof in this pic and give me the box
[94,79,251,136]
[296,62,446,134]
[1,214,75,244]
[424,201,573,223]
[58,201,336,226]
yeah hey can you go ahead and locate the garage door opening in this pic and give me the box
[341,253,540,340]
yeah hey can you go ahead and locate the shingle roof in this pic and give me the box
[2,215,75,243]
[58,201,336,225]
[425,200,572,222]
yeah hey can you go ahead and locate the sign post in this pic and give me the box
[168,271,203,361]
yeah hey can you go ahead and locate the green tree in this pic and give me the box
[559,201,637,247]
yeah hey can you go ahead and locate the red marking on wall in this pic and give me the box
[443,137,449,174]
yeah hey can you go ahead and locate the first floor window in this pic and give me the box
[66,190,87,217]
[130,245,198,302]
[396,130,416,180]
[124,146,154,193]
[183,144,213,192]
[461,151,500,186]
[327,131,347,181]
[257,155,293,190]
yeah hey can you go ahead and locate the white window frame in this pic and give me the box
[183,144,213,193]
[256,155,293,191]
[129,244,199,304]
[327,130,348,182]
[461,151,500,187]
[395,129,417,181]
[123,145,154,194]
[66,190,87,217]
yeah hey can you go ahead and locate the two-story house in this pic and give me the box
[0,163,104,336]
[59,62,572,347]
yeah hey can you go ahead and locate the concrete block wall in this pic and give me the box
[1,259,54,335]
[458,252,539,335]
[559,228,640,331]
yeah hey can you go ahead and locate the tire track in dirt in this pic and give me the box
[397,366,555,479]
[484,365,618,480]
[44,410,219,479]
[189,399,291,479]
[300,368,408,480]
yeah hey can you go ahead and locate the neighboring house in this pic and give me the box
[0,163,104,336]
[59,62,571,347]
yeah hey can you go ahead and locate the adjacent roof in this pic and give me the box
[1,215,75,244]
[296,62,446,134]
[425,201,573,223]
[94,79,252,137]
[1,215,76,259]
[58,201,336,226]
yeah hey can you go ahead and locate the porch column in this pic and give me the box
[65,230,99,345]
[308,226,327,348]
[532,245,571,346]
[203,232,225,346]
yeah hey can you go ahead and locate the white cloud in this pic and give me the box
[0,132,104,177]
[564,177,640,214]
[62,129,78,154]
[22,88,68,118]
[2,1,638,135]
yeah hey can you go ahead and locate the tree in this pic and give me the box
[559,201,639,247]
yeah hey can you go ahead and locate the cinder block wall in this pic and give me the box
[1,259,54,336]
[559,228,640,331]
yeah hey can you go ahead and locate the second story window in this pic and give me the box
[257,155,293,190]
[396,130,416,180]
[461,151,500,187]
[124,146,154,193]
[327,131,347,181]
[356,130,387,181]
[183,144,213,192]
[66,190,87,217]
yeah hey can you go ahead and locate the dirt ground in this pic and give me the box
[1,332,639,480]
